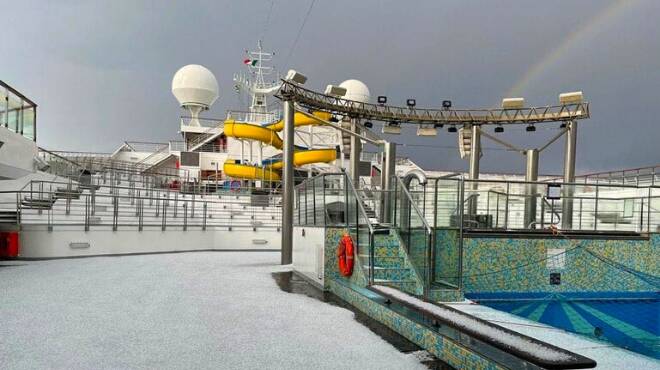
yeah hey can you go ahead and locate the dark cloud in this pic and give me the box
[2,0,658,174]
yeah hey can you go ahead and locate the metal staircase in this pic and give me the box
[0,211,19,225]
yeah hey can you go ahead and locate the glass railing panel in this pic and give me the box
[293,185,300,225]
[391,176,432,297]
[432,179,460,228]
[22,106,35,140]
[356,208,373,283]
[650,187,660,233]
[345,174,375,284]
[313,175,325,226]
[304,181,315,225]
[323,174,345,226]
[579,184,649,232]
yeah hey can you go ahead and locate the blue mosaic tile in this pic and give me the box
[461,234,660,294]
[328,280,506,370]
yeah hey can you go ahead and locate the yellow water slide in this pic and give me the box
[223,111,337,181]
[222,161,282,181]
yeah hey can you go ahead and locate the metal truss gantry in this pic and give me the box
[277,81,589,125]
[276,80,591,262]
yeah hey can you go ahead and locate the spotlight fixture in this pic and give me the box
[382,121,401,135]
[364,121,373,129]
[559,91,583,105]
[406,99,416,108]
[560,122,567,128]
[526,125,536,132]
[448,125,458,133]
[284,69,307,85]
[442,100,452,110]
[494,125,504,133]
[417,123,437,137]
[501,97,525,109]
[324,84,347,97]
[377,96,387,105]
[433,123,444,128]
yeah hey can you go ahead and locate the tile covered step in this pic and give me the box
[373,243,401,257]
[363,266,416,281]
[373,280,420,295]
[358,255,405,268]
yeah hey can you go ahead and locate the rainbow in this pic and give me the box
[505,0,637,99]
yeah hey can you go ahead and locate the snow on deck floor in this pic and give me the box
[447,302,660,370]
[0,252,427,370]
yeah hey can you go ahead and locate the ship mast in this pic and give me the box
[233,40,281,124]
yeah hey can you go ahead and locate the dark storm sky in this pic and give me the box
[3,0,659,175]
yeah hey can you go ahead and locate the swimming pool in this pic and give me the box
[467,292,660,359]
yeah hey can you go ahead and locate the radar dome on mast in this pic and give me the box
[339,79,370,103]
[172,64,219,127]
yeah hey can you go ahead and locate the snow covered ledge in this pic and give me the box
[371,285,597,369]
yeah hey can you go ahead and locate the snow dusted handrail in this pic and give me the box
[396,176,432,234]
[370,285,597,369]
[278,80,590,125]
[345,172,375,235]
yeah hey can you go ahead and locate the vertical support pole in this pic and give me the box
[312,178,316,225]
[281,99,295,265]
[138,198,143,231]
[594,186,599,231]
[648,187,652,233]
[84,195,89,232]
[562,120,578,229]
[468,125,481,216]
[381,142,396,223]
[349,119,362,185]
[4,88,8,127]
[203,202,207,231]
[458,179,465,291]
[504,182,510,229]
[524,149,539,228]
[431,179,438,283]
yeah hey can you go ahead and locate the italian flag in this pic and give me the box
[243,59,258,66]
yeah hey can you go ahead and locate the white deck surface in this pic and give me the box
[0,252,426,370]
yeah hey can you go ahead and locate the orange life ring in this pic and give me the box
[337,234,355,277]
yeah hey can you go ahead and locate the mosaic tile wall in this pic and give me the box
[378,230,424,295]
[461,233,660,294]
[328,280,506,370]
[323,227,424,295]
[324,227,368,288]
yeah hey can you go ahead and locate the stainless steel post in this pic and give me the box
[349,119,362,185]
[524,149,539,228]
[281,100,295,265]
[468,125,481,215]
[382,142,396,223]
[562,120,578,229]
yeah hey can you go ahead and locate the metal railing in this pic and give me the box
[225,110,281,124]
[391,176,434,297]
[1,80,37,141]
[574,165,659,187]
[185,120,225,151]
[409,178,660,234]
[294,172,376,284]
[0,179,282,231]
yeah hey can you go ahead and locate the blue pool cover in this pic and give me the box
[467,292,660,359]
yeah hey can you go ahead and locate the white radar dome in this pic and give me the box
[172,64,219,108]
[339,79,370,103]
